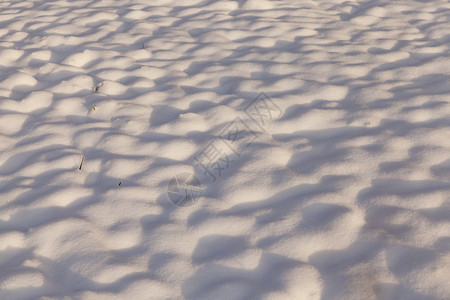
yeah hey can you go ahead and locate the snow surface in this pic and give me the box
[0,0,449,299]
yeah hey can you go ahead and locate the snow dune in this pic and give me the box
[0,0,449,299]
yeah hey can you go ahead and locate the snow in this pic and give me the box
[0,0,449,299]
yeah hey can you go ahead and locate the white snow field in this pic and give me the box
[0,0,449,299]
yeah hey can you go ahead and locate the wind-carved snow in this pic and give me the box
[0,0,449,299]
